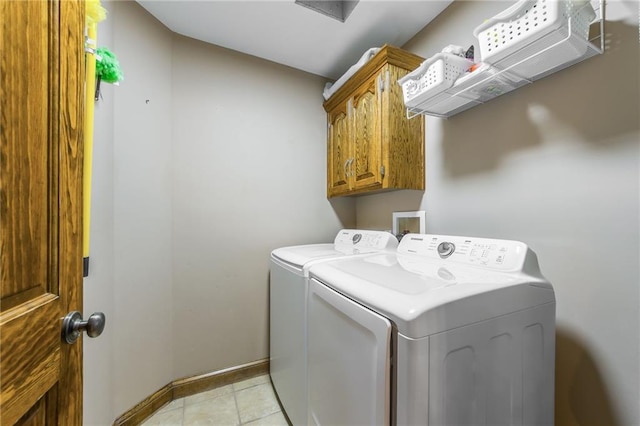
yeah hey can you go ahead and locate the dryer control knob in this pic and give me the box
[437,242,455,258]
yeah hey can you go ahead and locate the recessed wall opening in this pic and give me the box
[294,0,360,23]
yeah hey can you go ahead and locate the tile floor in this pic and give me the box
[141,374,289,426]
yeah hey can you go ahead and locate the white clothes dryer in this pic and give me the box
[307,233,556,426]
[269,229,398,425]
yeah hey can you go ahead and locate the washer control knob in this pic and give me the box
[437,242,455,258]
[352,233,362,244]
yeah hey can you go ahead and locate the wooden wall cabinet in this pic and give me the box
[324,45,425,198]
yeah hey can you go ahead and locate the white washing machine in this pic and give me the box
[269,229,398,425]
[307,233,556,426]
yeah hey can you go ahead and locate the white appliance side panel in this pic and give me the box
[308,278,392,426]
[269,259,307,426]
[396,335,430,426]
[427,302,555,426]
[522,304,556,426]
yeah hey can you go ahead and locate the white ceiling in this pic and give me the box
[136,0,453,80]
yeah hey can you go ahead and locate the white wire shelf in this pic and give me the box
[405,0,605,119]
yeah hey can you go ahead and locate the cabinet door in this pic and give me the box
[327,102,351,197]
[382,65,425,191]
[351,73,382,191]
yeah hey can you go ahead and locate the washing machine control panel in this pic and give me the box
[334,229,398,253]
[399,234,530,271]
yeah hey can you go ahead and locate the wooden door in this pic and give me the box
[350,73,382,191]
[1,0,85,425]
[326,102,351,197]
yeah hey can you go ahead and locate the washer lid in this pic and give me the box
[271,229,398,269]
[309,248,554,339]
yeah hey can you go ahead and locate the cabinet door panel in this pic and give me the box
[351,76,381,190]
[327,103,351,196]
[383,66,425,191]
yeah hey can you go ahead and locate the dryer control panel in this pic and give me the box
[398,234,531,272]
[334,229,398,254]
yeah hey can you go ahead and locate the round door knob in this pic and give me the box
[62,311,106,344]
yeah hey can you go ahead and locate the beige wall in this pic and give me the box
[170,35,355,379]
[82,2,179,423]
[83,2,354,424]
[111,0,176,420]
[357,1,639,425]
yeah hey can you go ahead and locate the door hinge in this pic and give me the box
[380,165,385,176]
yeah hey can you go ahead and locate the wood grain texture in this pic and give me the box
[47,0,61,299]
[327,103,350,197]
[56,1,85,424]
[351,74,382,191]
[324,47,425,198]
[113,359,270,426]
[0,295,61,426]
[0,0,50,305]
[16,396,45,426]
[0,0,85,424]
[323,45,424,113]
[383,65,425,191]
